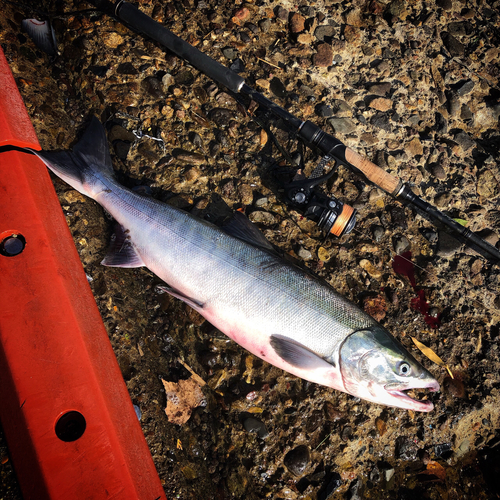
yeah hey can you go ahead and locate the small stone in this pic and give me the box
[284,445,310,476]
[116,62,138,75]
[232,7,250,24]
[276,6,288,21]
[394,436,418,461]
[297,246,313,260]
[238,184,254,205]
[474,104,500,131]
[436,231,462,257]
[359,259,383,279]
[103,32,123,48]
[372,225,385,242]
[243,417,269,438]
[386,0,409,21]
[434,112,448,134]
[344,8,363,27]
[174,150,205,164]
[290,13,305,33]
[256,79,270,91]
[222,47,237,60]
[393,235,410,254]
[477,169,500,198]
[371,113,391,132]
[315,103,334,117]
[453,131,475,151]
[141,76,164,99]
[366,82,391,96]
[434,442,453,459]
[109,125,136,143]
[161,73,175,89]
[446,92,460,118]
[407,137,424,157]
[375,417,387,436]
[313,43,333,67]
[297,33,314,45]
[328,117,356,134]
[184,167,202,182]
[436,0,452,10]
[255,196,268,207]
[368,97,392,112]
[441,32,465,58]
[430,163,446,180]
[64,190,86,204]
[249,211,276,225]
[341,426,353,441]
[209,108,234,127]
[443,377,466,398]
[456,80,475,97]
[314,25,336,42]
[258,19,271,32]
[460,104,473,121]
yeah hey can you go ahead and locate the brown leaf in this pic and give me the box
[162,376,205,425]
[411,337,445,366]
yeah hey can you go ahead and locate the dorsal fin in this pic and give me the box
[222,211,276,253]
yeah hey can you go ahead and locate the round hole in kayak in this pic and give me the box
[55,411,86,442]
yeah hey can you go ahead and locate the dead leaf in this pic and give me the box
[260,128,268,147]
[162,376,205,425]
[420,460,446,481]
[177,439,183,450]
[411,337,452,377]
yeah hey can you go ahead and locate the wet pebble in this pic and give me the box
[394,436,418,461]
[324,402,345,422]
[434,112,448,134]
[457,79,475,97]
[441,32,465,57]
[315,103,333,117]
[436,231,461,257]
[434,442,453,459]
[453,130,475,151]
[237,184,253,205]
[209,108,234,127]
[372,225,385,242]
[341,426,353,441]
[314,25,336,41]
[174,150,205,165]
[306,409,324,433]
[393,235,410,255]
[313,43,333,67]
[297,246,313,261]
[290,13,305,34]
[222,47,237,60]
[141,76,164,99]
[328,117,356,134]
[133,404,142,421]
[116,62,138,75]
[243,417,269,438]
[366,82,391,96]
[284,445,310,476]
[443,376,466,398]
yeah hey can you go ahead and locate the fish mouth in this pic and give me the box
[385,380,440,412]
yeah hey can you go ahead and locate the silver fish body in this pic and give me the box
[27,118,440,411]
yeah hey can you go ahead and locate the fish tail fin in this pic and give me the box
[30,117,115,199]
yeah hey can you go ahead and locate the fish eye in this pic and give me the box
[398,361,411,377]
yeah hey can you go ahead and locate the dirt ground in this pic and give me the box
[1,0,500,498]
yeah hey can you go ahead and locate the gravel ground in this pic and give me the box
[1,0,500,499]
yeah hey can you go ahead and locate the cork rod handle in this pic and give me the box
[345,147,401,196]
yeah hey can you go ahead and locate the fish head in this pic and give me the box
[339,326,440,412]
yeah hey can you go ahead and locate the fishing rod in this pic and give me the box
[88,0,500,264]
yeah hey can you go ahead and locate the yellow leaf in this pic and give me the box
[411,337,445,367]
[177,439,183,450]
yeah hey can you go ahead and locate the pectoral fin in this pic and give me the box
[270,334,336,370]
